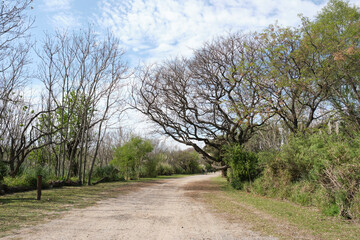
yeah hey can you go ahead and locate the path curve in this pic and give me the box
[3,174,276,240]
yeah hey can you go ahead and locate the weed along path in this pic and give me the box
[2,174,275,240]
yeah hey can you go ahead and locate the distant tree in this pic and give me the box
[111,136,153,180]
[169,149,201,174]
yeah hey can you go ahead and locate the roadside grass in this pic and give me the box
[135,174,192,181]
[0,175,187,238]
[204,176,360,240]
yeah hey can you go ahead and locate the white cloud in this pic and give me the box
[39,0,80,30]
[51,12,81,29]
[97,0,342,64]
[42,0,72,11]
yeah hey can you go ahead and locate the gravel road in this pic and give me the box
[3,174,277,240]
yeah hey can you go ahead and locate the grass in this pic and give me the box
[0,175,186,238]
[138,174,191,181]
[202,176,360,240]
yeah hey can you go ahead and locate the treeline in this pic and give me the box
[102,136,206,181]
[133,0,360,219]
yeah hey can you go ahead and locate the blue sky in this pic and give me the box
[28,0,360,146]
[30,0,360,66]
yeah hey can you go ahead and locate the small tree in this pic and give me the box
[223,144,261,189]
[111,136,153,180]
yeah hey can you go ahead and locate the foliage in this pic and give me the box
[169,150,202,174]
[157,162,174,176]
[111,136,153,180]
[302,0,360,129]
[139,153,161,178]
[223,144,261,189]
[3,166,55,188]
[92,165,123,182]
[249,131,360,219]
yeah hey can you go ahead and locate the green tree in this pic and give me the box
[258,24,330,133]
[223,144,260,189]
[111,136,153,180]
[170,149,201,174]
[301,0,360,130]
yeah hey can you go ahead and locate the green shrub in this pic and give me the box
[157,163,174,176]
[289,181,315,206]
[111,136,153,180]
[246,177,267,195]
[4,166,52,188]
[172,165,185,174]
[140,157,159,178]
[248,131,360,219]
[93,165,121,182]
[223,144,261,189]
[185,158,202,174]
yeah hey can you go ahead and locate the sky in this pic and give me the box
[28,0,360,148]
[30,0,360,65]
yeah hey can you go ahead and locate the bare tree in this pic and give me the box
[0,0,34,174]
[38,28,129,183]
[0,0,33,107]
[0,97,57,177]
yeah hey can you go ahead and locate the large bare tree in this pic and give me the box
[133,33,272,172]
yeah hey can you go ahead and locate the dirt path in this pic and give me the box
[2,174,277,240]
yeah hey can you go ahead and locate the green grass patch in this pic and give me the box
[205,176,360,240]
[0,175,188,238]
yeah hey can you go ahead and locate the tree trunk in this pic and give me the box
[82,130,89,184]
[87,122,105,185]
[221,169,227,178]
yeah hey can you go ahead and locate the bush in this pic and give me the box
[223,144,261,189]
[4,166,52,188]
[139,156,159,178]
[170,149,202,174]
[93,165,121,182]
[249,131,360,219]
[185,158,202,174]
[157,163,174,176]
[172,165,185,174]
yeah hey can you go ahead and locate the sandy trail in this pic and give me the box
[3,174,276,240]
